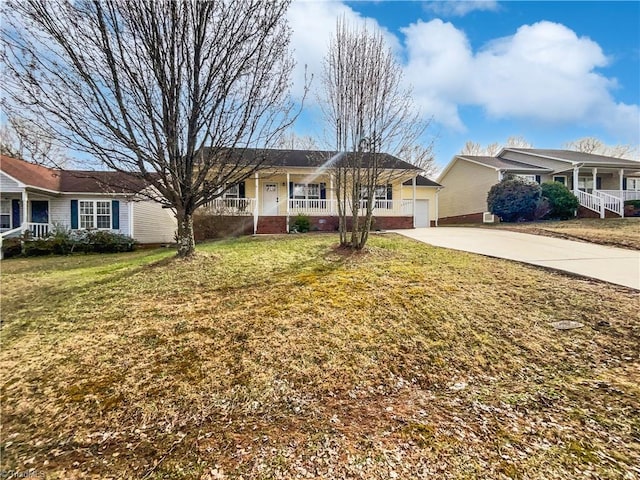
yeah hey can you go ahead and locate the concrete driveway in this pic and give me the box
[392,227,640,290]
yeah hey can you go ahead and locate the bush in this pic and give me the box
[18,228,137,257]
[624,199,640,208]
[487,177,541,222]
[292,215,311,233]
[1,237,23,258]
[541,182,579,220]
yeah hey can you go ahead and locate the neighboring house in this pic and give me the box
[437,148,640,223]
[197,148,442,234]
[0,155,176,244]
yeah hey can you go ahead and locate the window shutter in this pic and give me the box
[623,178,627,190]
[596,177,602,190]
[70,200,78,229]
[239,181,246,198]
[535,175,541,184]
[11,199,20,227]
[387,184,393,200]
[112,200,120,229]
[289,182,293,199]
[320,183,326,200]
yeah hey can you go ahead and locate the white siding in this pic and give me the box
[133,200,177,244]
[50,196,130,236]
[0,172,23,193]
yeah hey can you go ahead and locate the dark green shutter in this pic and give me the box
[70,200,78,229]
[238,181,245,198]
[387,184,393,200]
[11,199,20,228]
[320,183,326,200]
[289,182,293,199]
[623,178,627,190]
[112,200,120,229]
[596,177,602,190]
[535,175,541,184]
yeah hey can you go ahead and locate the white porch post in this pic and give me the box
[412,175,417,228]
[253,172,259,234]
[286,172,290,232]
[573,166,579,193]
[329,174,334,214]
[619,169,625,218]
[592,167,598,193]
[435,188,440,227]
[21,190,28,231]
[129,201,134,238]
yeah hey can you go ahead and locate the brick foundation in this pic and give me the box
[576,206,621,219]
[372,216,414,230]
[438,212,485,224]
[257,216,287,234]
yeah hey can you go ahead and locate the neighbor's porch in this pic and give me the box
[0,190,55,240]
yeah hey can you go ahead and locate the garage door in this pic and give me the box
[414,199,430,227]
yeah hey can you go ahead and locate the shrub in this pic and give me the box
[292,215,311,233]
[487,177,541,222]
[624,199,640,208]
[541,182,579,220]
[19,229,137,257]
[79,230,137,253]
[1,237,23,259]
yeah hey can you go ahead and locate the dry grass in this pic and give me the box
[1,235,639,479]
[488,218,640,250]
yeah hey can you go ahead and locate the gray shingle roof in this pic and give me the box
[506,148,640,168]
[201,148,421,170]
[402,176,441,187]
[457,155,551,172]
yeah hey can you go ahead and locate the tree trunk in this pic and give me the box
[176,209,196,258]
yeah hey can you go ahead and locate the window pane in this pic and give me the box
[307,184,319,198]
[97,215,111,229]
[80,215,94,229]
[225,184,239,198]
[0,200,10,215]
[293,184,305,198]
[0,214,10,229]
[80,201,94,215]
[374,186,386,199]
[96,201,111,215]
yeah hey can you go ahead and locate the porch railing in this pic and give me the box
[596,191,623,216]
[575,190,602,216]
[289,199,414,216]
[289,199,334,215]
[201,198,255,216]
[26,222,52,238]
[598,190,640,201]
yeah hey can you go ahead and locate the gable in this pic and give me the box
[1,171,23,193]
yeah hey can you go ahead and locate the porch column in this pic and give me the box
[329,174,334,214]
[573,166,579,193]
[412,175,417,228]
[21,190,28,230]
[129,201,134,238]
[619,169,624,191]
[435,187,441,227]
[286,172,290,232]
[253,172,259,234]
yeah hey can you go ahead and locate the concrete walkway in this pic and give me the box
[392,227,640,290]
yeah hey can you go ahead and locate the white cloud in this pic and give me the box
[402,19,640,139]
[423,1,500,17]
[287,0,400,100]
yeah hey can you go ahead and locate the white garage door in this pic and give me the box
[414,199,430,228]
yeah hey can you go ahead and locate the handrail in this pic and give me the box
[575,189,602,217]
[595,191,623,216]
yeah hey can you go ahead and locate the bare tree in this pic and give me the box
[275,131,318,150]
[0,114,71,167]
[2,0,300,257]
[485,142,500,156]
[565,137,638,160]
[399,143,438,178]
[460,140,483,156]
[504,135,533,149]
[320,18,429,250]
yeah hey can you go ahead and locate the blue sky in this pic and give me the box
[287,1,640,170]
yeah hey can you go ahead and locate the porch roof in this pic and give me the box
[505,148,640,169]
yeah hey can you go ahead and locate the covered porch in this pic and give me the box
[563,166,640,218]
[0,189,55,240]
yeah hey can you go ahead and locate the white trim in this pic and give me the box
[77,199,113,230]
[129,201,135,238]
[0,170,27,187]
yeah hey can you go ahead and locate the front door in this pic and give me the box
[262,183,279,215]
[31,200,49,223]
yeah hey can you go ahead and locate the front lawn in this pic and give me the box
[1,235,638,479]
[487,218,640,250]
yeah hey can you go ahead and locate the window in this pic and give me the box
[515,174,537,183]
[553,176,566,185]
[578,177,593,191]
[293,183,320,199]
[627,178,640,191]
[0,200,11,230]
[79,200,111,229]
[225,184,239,198]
